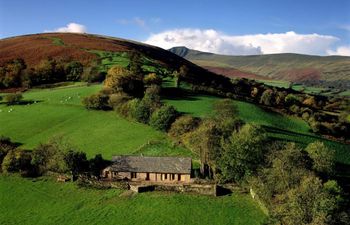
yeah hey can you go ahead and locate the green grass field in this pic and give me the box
[0,175,267,225]
[162,85,350,165]
[0,83,188,159]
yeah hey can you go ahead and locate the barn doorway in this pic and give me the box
[146,173,150,180]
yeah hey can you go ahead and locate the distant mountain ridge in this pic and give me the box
[169,46,350,83]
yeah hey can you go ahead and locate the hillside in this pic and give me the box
[169,46,350,85]
[0,33,222,83]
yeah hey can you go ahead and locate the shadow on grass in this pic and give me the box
[161,87,199,101]
[0,100,43,106]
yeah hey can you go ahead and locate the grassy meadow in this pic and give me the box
[0,175,267,225]
[0,83,188,159]
[162,84,350,165]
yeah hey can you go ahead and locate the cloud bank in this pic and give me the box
[327,45,350,56]
[145,28,347,56]
[45,23,87,33]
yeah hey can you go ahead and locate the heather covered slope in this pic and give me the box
[169,46,350,83]
[0,33,215,77]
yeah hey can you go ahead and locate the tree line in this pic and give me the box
[0,58,104,89]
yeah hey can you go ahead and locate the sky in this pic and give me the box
[0,0,349,56]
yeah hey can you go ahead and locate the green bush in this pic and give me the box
[169,115,200,137]
[259,89,274,106]
[108,92,132,109]
[82,93,110,110]
[150,105,179,131]
[285,94,300,106]
[1,150,17,173]
[132,99,152,123]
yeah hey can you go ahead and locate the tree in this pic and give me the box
[65,61,83,81]
[169,115,200,137]
[305,141,335,176]
[5,93,23,105]
[265,143,309,193]
[187,119,222,178]
[0,58,26,88]
[64,150,88,178]
[104,66,144,97]
[128,51,143,78]
[273,175,342,225]
[89,154,108,178]
[174,65,189,87]
[219,124,267,183]
[260,89,274,106]
[149,105,179,131]
[212,99,243,137]
[31,139,68,175]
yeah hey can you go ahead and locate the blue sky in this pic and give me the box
[1,0,349,55]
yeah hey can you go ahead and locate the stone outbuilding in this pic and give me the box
[102,155,192,183]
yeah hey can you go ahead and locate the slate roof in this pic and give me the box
[108,156,192,174]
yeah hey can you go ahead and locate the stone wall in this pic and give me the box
[130,183,217,196]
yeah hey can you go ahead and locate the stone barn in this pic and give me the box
[102,156,192,183]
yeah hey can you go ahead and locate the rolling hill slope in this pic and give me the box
[169,46,350,83]
[0,33,217,80]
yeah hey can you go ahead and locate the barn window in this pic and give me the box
[165,174,167,179]
[131,172,137,178]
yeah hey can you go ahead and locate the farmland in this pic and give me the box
[1,82,348,164]
[0,83,189,159]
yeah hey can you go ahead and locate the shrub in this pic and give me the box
[1,150,17,173]
[131,99,152,123]
[82,93,110,110]
[150,105,179,131]
[285,94,300,106]
[260,89,274,106]
[108,93,132,109]
[169,115,200,137]
[5,93,23,105]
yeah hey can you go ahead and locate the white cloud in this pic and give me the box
[45,23,87,33]
[327,45,350,56]
[144,28,340,55]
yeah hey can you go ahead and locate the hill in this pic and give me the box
[169,46,350,85]
[0,33,224,84]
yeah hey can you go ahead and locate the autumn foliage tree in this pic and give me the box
[104,66,144,97]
